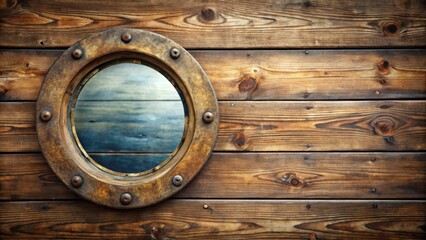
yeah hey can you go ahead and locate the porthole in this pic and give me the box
[36,29,219,208]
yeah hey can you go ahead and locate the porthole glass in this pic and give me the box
[72,60,186,175]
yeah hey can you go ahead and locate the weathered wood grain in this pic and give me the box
[218,101,426,151]
[1,101,425,152]
[0,102,39,152]
[1,0,425,48]
[1,153,425,200]
[1,200,425,239]
[1,49,426,101]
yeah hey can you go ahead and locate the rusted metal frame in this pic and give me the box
[37,28,219,208]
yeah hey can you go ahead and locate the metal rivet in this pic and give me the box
[170,47,181,59]
[121,33,132,43]
[203,204,209,209]
[375,91,380,95]
[172,175,183,186]
[372,187,377,193]
[202,111,214,123]
[71,175,83,188]
[72,49,83,59]
[120,193,132,205]
[40,110,52,122]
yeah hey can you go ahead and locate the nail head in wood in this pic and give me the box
[172,175,183,186]
[71,175,83,188]
[120,193,132,205]
[203,111,214,123]
[170,47,181,59]
[40,110,52,122]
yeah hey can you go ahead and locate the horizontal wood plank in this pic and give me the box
[0,1,425,48]
[0,200,425,239]
[1,49,426,101]
[1,101,425,152]
[1,153,425,200]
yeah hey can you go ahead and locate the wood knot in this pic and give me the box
[0,0,18,10]
[374,120,394,136]
[370,115,404,137]
[303,0,312,8]
[238,75,258,93]
[148,224,166,240]
[382,21,401,37]
[308,233,318,240]
[232,132,249,150]
[200,7,218,22]
[281,173,304,187]
[377,59,390,75]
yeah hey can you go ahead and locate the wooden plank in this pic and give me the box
[0,1,425,48]
[217,101,426,151]
[1,153,425,200]
[1,101,425,152]
[1,49,426,101]
[0,102,39,152]
[0,200,425,239]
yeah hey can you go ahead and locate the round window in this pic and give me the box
[72,61,186,175]
[36,29,218,208]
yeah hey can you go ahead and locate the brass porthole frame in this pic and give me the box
[36,28,219,209]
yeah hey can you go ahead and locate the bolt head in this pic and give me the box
[121,33,132,43]
[203,204,209,209]
[172,175,183,186]
[40,110,52,122]
[71,175,83,188]
[120,193,132,205]
[72,49,83,59]
[202,111,214,123]
[170,47,181,59]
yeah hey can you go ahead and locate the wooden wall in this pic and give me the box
[1,0,425,239]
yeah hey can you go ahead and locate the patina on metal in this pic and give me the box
[121,33,132,43]
[71,175,83,188]
[202,111,214,123]
[169,47,181,59]
[172,175,183,186]
[120,193,132,205]
[39,110,52,122]
[36,28,219,209]
[72,48,83,59]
